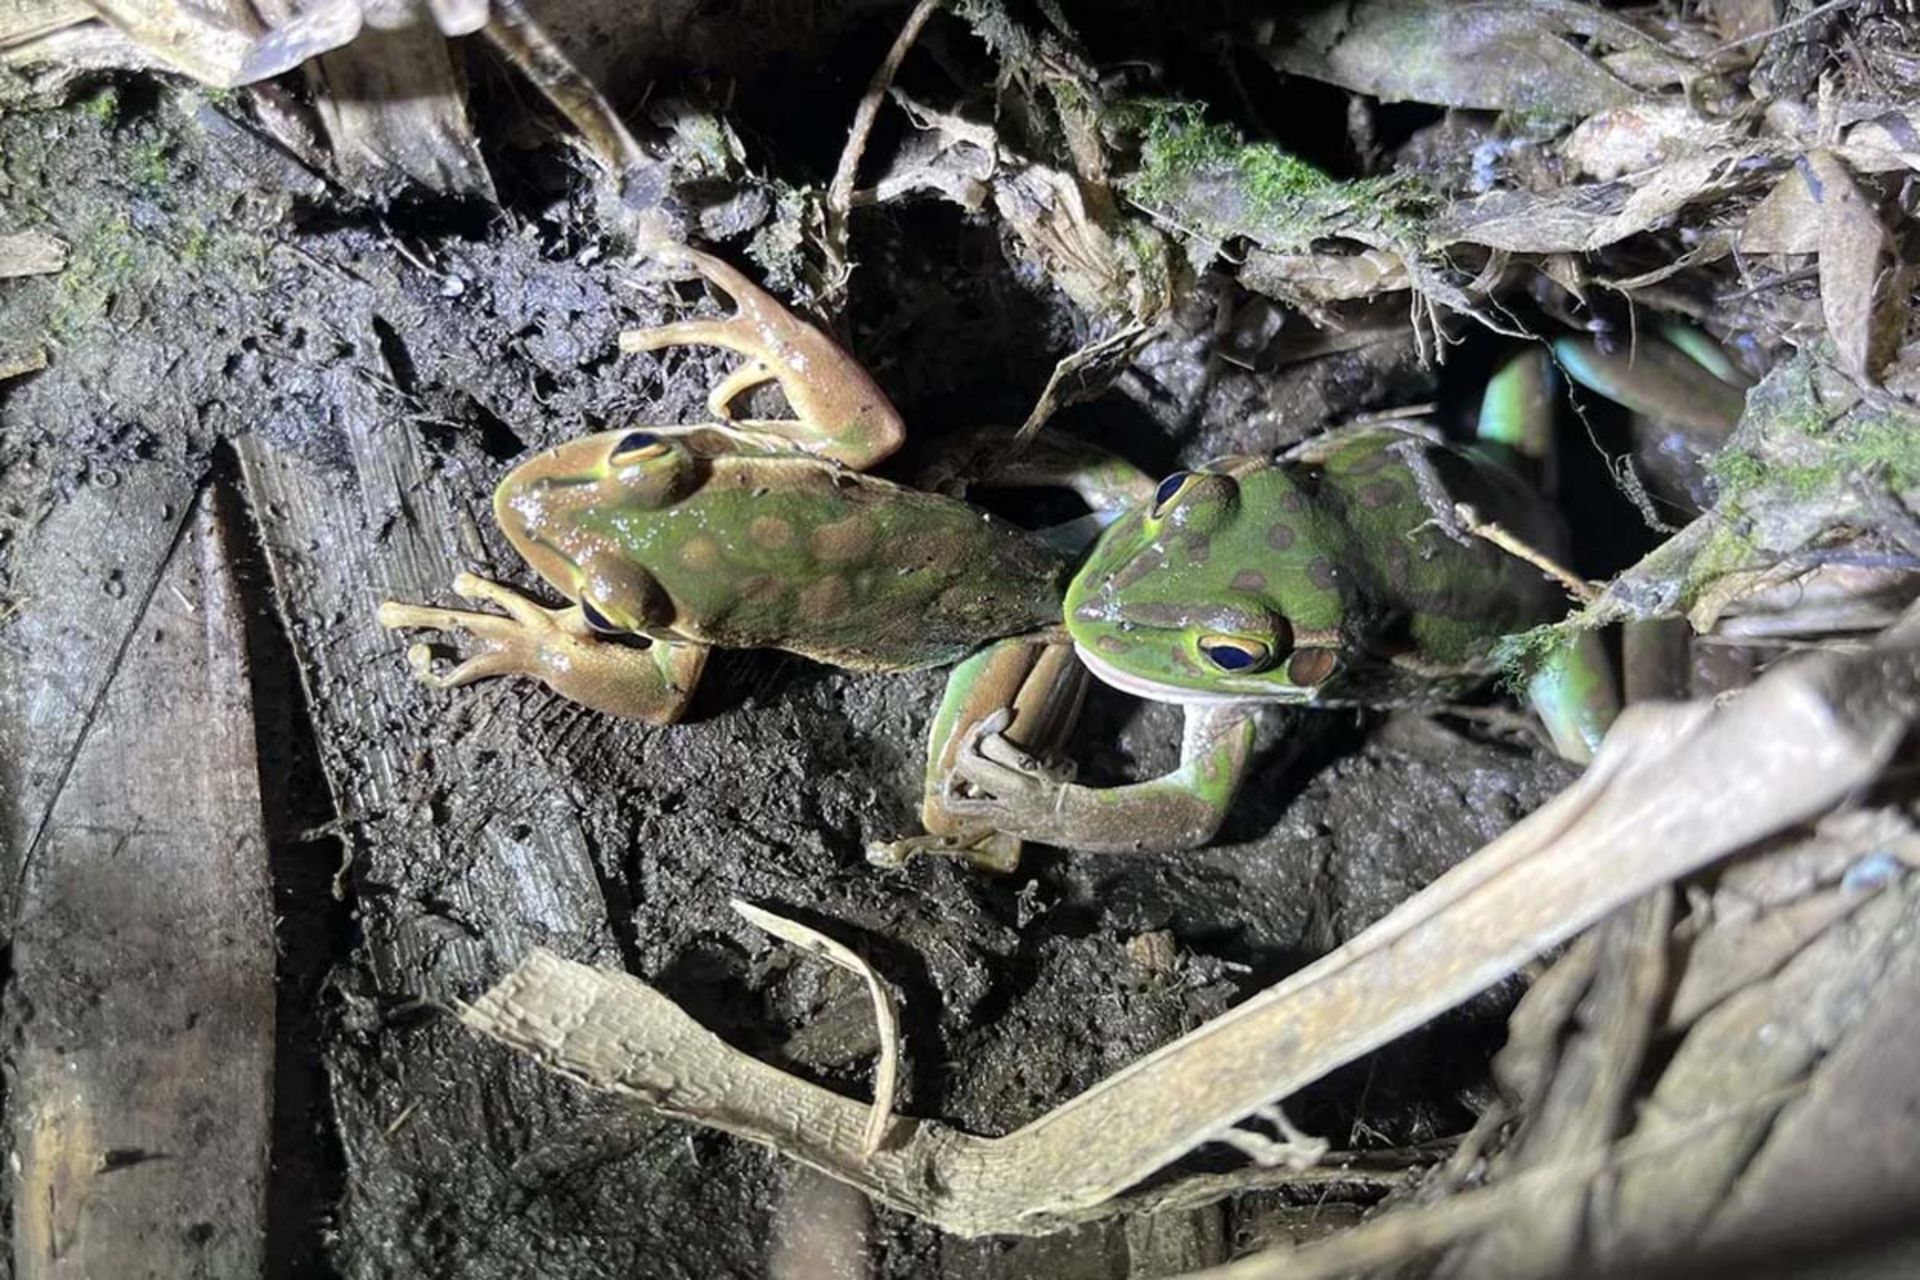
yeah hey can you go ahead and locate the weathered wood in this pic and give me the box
[10,489,274,1277]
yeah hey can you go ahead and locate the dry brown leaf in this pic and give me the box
[1804,150,1895,384]
[1739,165,1821,254]
[1564,102,1746,181]
[1260,0,1659,115]
[1433,147,1757,253]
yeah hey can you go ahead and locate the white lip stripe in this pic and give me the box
[1071,642,1309,708]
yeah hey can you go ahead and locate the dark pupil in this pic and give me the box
[616,431,661,455]
[1204,642,1257,671]
[580,598,620,632]
[1153,473,1189,510]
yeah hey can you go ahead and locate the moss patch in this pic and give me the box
[1122,101,1428,254]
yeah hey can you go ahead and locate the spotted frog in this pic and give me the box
[380,249,1742,860]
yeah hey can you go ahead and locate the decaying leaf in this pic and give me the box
[1259,0,1689,115]
[1437,812,1920,1277]
[1804,150,1896,385]
[1563,101,1747,181]
[1432,145,1765,253]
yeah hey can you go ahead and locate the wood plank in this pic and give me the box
[11,488,274,1277]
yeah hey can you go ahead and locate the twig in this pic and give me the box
[1454,503,1599,603]
[731,899,902,1158]
[824,0,943,286]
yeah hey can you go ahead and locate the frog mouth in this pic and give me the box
[1070,640,1314,707]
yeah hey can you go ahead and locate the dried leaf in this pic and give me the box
[1564,102,1746,181]
[0,0,89,48]
[1834,108,1920,175]
[0,229,67,277]
[1260,0,1661,115]
[1804,150,1894,384]
[1432,147,1757,253]
[1739,166,1820,254]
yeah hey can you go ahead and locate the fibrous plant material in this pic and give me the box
[465,604,1919,1237]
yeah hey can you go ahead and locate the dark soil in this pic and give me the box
[0,40,1575,1278]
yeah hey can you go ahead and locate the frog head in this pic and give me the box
[492,428,705,633]
[1063,458,1356,705]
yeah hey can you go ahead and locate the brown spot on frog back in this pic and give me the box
[1307,557,1340,590]
[1357,478,1406,510]
[1339,447,1392,476]
[679,534,724,572]
[809,516,874,564]
[799,575,852,621]
[1266,523,1296,551]
[1231,569,1269,593]
[748,515,794,549]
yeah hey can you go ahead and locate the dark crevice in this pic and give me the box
[465,396,530,462]
[369,315,417,398]
[215,444,354,1280]
[579,827,645,976]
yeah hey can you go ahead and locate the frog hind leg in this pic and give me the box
[1551,328,1747,438]
[619,247,906,470]
[869,637,1091,873]
[1476,345,1558,461]
[1476,347,1621,763]
[1524,631,1614,765]
[945,697,1258,856]
[377,572,707,724]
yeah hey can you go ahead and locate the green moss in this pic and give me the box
[1708,360,1920,507]
[1493,619,1586,690]
[128,139,172,187]
[48,209,143,338]
[84,87,121,123]
[1123,101,1426,254]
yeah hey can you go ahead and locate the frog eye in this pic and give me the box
[579,597,623,633]
[1151,472,1195,518]
[609,431,673,466]
[1198,636,1271,673]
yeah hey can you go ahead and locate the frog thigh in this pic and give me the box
[1525,626,1619,764]
[910,426,1158,521]
[377,573,707,724]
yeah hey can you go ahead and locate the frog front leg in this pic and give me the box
[945,699,1259,855]
[621,247,906,469]
[377,572,708,724]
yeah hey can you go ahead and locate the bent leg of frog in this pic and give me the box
[906,426,1159,555]
[376,573,707,724]
[619,247,906,470]
[949,702,1257,855]
[889,636,1258,857]
[868,638,1090,872]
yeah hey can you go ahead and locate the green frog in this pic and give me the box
[379,248,1742,861]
